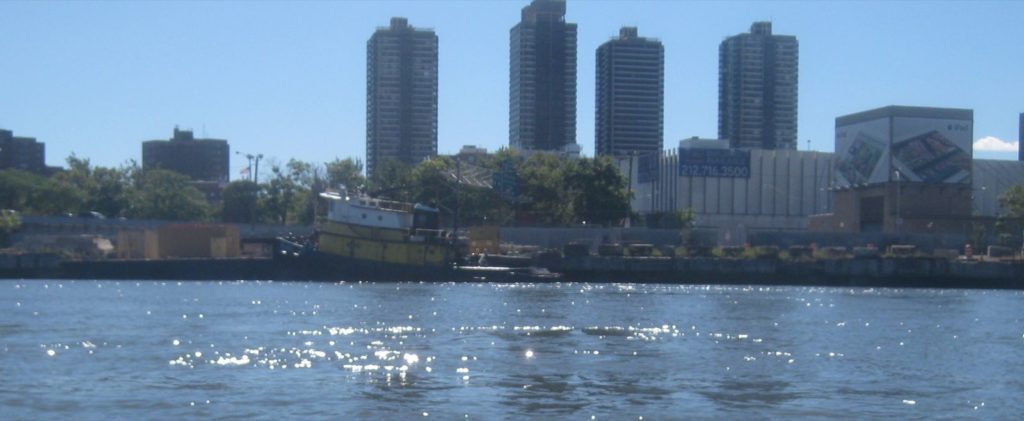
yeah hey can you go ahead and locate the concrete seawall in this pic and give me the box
[561,256,1024,289]
[2,255,1021,289]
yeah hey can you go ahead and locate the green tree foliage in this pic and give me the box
[220,180,262,223]
[325,158,366,191]
[0,209,22,246]
[51,155,133,217]
[516,153,572,225]
[369,158,414,202]
[643,209,696,230]
[410,157,455,207]
[404,157,512,227]
[1001,185,1024,217]
[126,169,209,221]
[563,156,631,226]
[494,153,631,227]
[2,149,631,229]
[284,159,324,225]
[261,162,300,225]
[0,169,83,215]
[995,185,1024,246]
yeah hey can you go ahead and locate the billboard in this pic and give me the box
[891,117,972,184]
[835,116,890,187]
[677,148,750,178]
[835,112,972,187]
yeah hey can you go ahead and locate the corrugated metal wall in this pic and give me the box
[634,149,834,218]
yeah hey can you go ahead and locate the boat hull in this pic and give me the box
[317,221,452,268]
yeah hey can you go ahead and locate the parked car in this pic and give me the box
[77,211,106,219]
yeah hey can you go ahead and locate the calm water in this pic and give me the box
[1,280,1022,419]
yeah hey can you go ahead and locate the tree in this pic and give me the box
[410,157,455,208]
[368,158,413,202]
[563,156,630,226]
[645,209,696,229]
[0,169,83,215]
[284,159,324,225]
[0,209,22,247]
[1000,185,1024,217]
[996,185,1024,247]
[325,158,366,191]
[220,180,262,223]
[126,169,209,221]
[50,155,133,217]
[261,163,300,225]
[516,153,572,225]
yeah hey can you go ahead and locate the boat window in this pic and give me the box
[362,213,367,219]
[378,215,383,221]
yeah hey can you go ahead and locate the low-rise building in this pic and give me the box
[0,129,47,175]
[812,106,975,235]
[626,137,834,244]
[142,127,230,202]
[142,127,229,183]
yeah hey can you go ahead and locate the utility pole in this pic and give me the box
[235,150,264,228]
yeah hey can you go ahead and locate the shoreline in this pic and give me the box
[2,254,1021,290]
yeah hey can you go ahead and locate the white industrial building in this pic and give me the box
[626,138,834,244]
[626,137,1024,245]
[972,159,1024,217]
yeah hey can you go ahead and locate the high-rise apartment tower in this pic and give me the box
[366,17,438,178]
[718,22,798,150]
[510,0,577,152]
[1019,112,1023,162]
[595,27,664,157]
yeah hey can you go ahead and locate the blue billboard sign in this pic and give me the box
[678,148,751,178]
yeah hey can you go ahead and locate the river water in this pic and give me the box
[1,280,1022,419]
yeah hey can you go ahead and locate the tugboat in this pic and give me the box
[278,186,557,282]
[318,186,453,266]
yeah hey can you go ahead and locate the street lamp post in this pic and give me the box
[236,151,254,182]
[253,154,264,183]
[235,151,264,183]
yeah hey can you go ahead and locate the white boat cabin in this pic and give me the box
[320,188,441,232]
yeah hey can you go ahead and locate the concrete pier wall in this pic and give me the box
[562,256,1024,289]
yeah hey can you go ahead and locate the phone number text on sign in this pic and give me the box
[677,149,751,178]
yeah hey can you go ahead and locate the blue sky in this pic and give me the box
[1,0,1021,179]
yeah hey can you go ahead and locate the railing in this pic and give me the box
[16,215,312,240]
[353,198,414,213]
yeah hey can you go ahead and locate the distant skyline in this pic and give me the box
[1,1,1022,180]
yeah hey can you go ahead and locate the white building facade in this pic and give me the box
[626,139,834,244]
